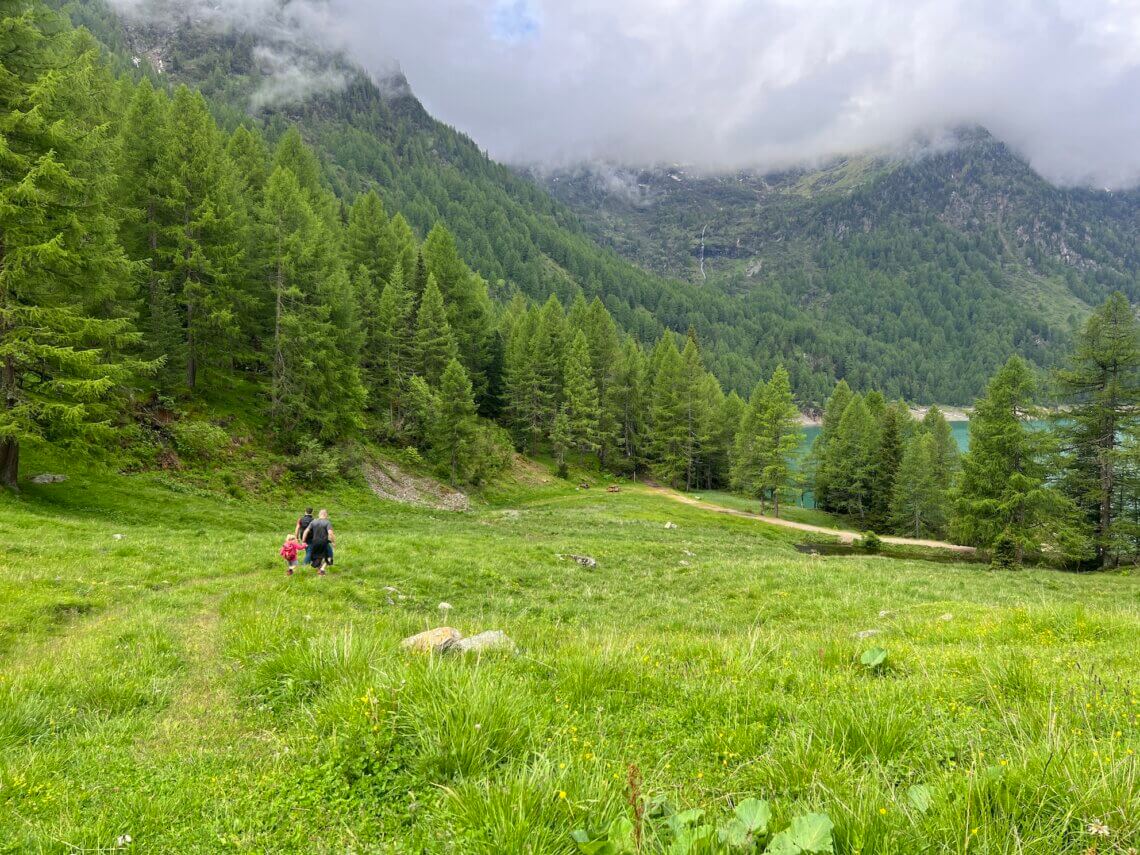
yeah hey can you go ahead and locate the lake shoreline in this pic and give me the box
[798,404,971,427]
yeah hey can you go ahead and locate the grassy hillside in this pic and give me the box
[2,451,1138,852]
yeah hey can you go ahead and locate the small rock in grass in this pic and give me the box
[115,834,132,848]
[558,553,597,568]
[401,627,462,653]
[447,630,518,655]
[878,609,893,618]
[31,473,67,484]
[383,586,400,605]
[112,533,124,541]
[939,613,954,622]
[683,549,696,557]
[852,629,881,640]
[679,560,690,567]
[438,601,453,612]
[664,522,678,530]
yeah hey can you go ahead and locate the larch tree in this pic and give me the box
[413,275,459,387]
[1054,292,1140,568]
[891,433,945,537]
[369,263,414,425]
[0,9,145,486]
[811,379,853,512]
[562,329,600,459]
[433,358,477,485]
[758,365,803,517]
[160,86,247,392]
[953,356,1085,564]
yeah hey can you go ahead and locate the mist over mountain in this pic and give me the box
[102,0,1140,188]
[57,0,1140,405]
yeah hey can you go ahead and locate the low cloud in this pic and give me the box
[109,0,1140,188]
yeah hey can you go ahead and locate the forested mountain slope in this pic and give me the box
[531,134,1140,402]
[54,0,1140,405]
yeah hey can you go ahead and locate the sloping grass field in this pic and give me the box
[1,454,1139,853]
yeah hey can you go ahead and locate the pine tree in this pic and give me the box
[868,404,905,529]
[161,86,247,392]
[891,433,946,537]
[502,307,544,453]
[551,405,571,474]
[388,213,418,289]
[532,295,568,430]
[583,298,622,467]
[421,223,494,398]
[830,396,876,523]
[433,358,477,484]
[678,336,708,489]
[953,357,1086,563]
[258,167,363,445]
[922,406,960,492]
[370,263,414,425]
[116,78,179,369]
[414,275,459,386]
[695,373,727,488]
[649,334,689,487]
[562,330,599,458]
[811,379,853,511]
[346,190,396,291]
[1054,292,1140,568]
[732,378,768,502]
[758,365,803,517]
[0,9,144,485]
[226,124,270,201]
[609,337,647,475]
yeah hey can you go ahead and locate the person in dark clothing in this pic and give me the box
[296,507,314,565]
[302,508,335,576]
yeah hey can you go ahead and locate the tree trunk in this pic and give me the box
[186,299,197,391]
[0,437,17,489]
[1100,411,1115,569]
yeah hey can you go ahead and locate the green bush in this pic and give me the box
[288,438,341,485]
[991,530,1019,569]
[169,419,231,462]
[860,531,882,553]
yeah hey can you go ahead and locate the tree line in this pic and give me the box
[0,2,803,495]
[810,292,1140,570]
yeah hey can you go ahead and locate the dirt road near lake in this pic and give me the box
[649,486,977,554]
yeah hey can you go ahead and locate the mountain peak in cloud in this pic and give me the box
[108,0,1140,189]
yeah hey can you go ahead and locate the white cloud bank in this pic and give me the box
[110,0,1140,187]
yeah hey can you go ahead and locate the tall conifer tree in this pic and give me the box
[0,8,144,485]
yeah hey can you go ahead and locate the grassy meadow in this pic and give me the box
[1,452,1139,853]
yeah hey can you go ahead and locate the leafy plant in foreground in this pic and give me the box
[571,794,833,854]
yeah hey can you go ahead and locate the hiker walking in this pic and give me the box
[302,508,335,576]
[295,507,314,564]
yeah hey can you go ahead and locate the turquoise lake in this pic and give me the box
[798,420,971,458]
[795,421,970,509]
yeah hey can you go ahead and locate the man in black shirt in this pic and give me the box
[296,507,314,565]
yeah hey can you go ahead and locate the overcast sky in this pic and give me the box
[113,0,1140,188]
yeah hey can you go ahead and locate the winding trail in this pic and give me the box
[648,486,977,554]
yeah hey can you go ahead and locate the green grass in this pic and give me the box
[2,451,1139,853]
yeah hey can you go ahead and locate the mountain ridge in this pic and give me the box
[54,0,1139,405]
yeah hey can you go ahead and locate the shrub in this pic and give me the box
[991,530,1019,569]
[170,419,231,462]
[288,438,341,485]
[860,531,882,553]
